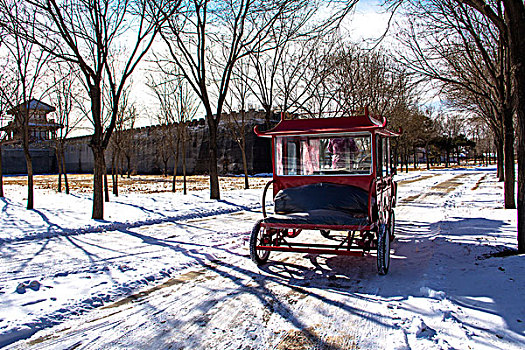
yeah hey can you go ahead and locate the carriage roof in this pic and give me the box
[254,108,400,138]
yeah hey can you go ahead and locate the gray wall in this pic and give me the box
[63,111,273,175]
[1,110,274,176]
[1,147,57,175]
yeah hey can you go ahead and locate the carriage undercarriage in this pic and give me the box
[250,213,395,275]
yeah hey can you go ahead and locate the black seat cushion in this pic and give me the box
[264,209,368,226]
[274,182,369,215]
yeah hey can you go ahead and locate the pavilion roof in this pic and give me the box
[7,99,56,115]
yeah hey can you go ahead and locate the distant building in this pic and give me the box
[0,99,62,174]
[1,98,62,144]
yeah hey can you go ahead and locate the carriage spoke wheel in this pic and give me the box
[389,210,396,242]
[250,220,271,265]
[377,223,390,275]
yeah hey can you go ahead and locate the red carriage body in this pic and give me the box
[250,108,400,274]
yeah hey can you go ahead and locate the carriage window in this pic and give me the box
[376,136,382,177]
[275,134,372,176]
[383,138,389,176]
[376,136,390,177]
[286,140,298,175]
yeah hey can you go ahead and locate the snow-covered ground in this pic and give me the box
[0,168,523,349]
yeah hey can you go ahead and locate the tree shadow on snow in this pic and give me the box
[16,215,520,349]
[256,216,524,344]
[110,226,398,349]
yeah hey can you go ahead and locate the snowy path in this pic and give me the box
[1,169,523,349]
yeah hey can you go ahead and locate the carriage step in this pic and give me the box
[256,246,368,256]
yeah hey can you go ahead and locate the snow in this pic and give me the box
[0,167,523,349]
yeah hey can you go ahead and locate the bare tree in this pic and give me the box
[158,0,354,200]
[148,71,198,194]
[152,125,173,177]
[108,89,136,196]
[245,8,349,126]
[277,35,342,116]
[0,57,18,198]
[391,0,525,251]
[223,59,253,189]
[394,0,515,209]
[436,114,468,167]
[259,36,411,120]
[119,107,138,179]
[18,0,181,219]
[445,83,506,178]
[388,101,440,172]
[0,0,52,209]
[469,117,496,166]
[322,43,410,117]
[449,0,525,252]
[50,64,84,194]
[175,83,199,195]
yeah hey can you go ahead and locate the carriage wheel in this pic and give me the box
[377,223,390,275]
[389,210,396,242]
[250,220,271,265]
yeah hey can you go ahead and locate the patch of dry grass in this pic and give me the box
[3,174,270,194]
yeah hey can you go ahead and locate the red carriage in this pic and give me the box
[251,108,400,275]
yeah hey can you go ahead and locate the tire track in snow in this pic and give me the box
[390,172,487,349]
[400,173,470,204]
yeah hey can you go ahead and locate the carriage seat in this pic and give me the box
[263,183,371,227]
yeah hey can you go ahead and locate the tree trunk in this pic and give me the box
[92,147,105,219]
[239,138,250,190]
[22,130,34,210]
[126,156,131,178]
[392,146,398,171]
[62,149,69,195]
[57,148,63,193]
[503,107,516,209]
[0,145,4,197]
[505,0,525,252]
[413,147,417,169]
[518,123,525,251]
[89,83,106,219]
[163,159,169,177]
[208,117,220,199]
[120,156,124,178]
[496,138,504,181]
[111,152,116,195]
[263,105,273,129]
[112,152,119,197]
[182,129,187,195]
[25,150,34,210]
[425,143,430,170]
[104,163,110,202]
[172,137,180,193]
